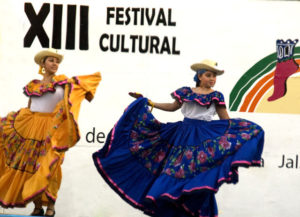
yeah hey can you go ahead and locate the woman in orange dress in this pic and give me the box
[0,49,101,216]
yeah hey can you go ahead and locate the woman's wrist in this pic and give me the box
[148,99,154,112]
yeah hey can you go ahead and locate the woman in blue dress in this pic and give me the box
[92,59,264,217]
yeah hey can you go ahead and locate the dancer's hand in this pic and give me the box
[129,92,144,99]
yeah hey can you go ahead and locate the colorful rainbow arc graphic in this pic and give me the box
[229,46,300,112]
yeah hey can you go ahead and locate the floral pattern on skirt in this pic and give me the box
[93,98,264,217]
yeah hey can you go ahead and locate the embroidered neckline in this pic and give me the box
[171,86,225,107]
[24,74,68,97]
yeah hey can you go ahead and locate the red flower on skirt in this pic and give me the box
[197,151,207,164]
[185,150,193,160]
[219,136,231,150]
[175,167,185,178]
[154,150,166,163]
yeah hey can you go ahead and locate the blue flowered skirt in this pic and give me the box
[92,98,264,217]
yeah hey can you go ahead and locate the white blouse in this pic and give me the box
[181,101,216,121]
[30,86,64,113]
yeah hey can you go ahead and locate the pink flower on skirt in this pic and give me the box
[219,136,231,150]
[253,129,260,136]
[165,168,172,175]
[130,144,140,152]
[185,150,193,160]
[197,151,207,164]
[154,150,166,163]
[175,167,185,178]
[241,133,251,140]
[239,121,250,127]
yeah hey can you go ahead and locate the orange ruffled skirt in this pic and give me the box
[0,102,66,207]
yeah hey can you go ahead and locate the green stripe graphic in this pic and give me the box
[229,47,300,111]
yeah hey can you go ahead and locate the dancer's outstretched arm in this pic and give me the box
[152,100,181,112]
[129,92,181,112]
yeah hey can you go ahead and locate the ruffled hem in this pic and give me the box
[93,155,155,216]
[171,87,226,107]
[0,161,62,208]
[93,98,264,217]
[0,108,65,207]
[142,159,262,216]
[94,138,262,217]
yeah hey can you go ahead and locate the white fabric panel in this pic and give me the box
[30,86,64,113]
[181,102,216,121]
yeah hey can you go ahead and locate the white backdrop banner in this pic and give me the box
[0,0,299,217]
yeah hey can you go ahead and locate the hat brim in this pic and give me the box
[34,50,64,65]
[191,63,224,75]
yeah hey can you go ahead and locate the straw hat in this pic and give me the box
[191,59,224,75]
[34,48,64,65]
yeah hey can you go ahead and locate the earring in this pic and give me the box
[42,67,45,74]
